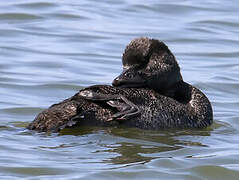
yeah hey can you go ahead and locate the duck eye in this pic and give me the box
[125,72,134,78]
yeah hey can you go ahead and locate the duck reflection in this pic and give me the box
[104,128,211,165]
[60,126,211,165]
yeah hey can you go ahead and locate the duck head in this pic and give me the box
[112,37,183,92]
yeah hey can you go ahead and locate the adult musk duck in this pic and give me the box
[27,38,213,132]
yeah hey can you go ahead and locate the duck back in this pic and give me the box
[28,85,213,132]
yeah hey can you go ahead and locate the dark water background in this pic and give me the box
[0,0,239,179]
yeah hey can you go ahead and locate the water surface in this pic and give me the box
[0,0,239,179]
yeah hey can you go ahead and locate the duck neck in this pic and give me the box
[159,81,192,103]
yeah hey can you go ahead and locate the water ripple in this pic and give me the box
[0,13,43,21]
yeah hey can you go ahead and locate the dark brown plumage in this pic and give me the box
[113,37,182,91]
[28,37,213,132]
[28,84,213,132]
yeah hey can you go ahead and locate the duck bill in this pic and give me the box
[112,72,146,88]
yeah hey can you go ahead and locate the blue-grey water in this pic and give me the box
[0,0,239,179]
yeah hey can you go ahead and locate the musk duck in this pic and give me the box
[27,38,213,132]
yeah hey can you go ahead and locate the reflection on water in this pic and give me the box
[102,131,207,165]
[59,126,211,166]
[0,0,239,179]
